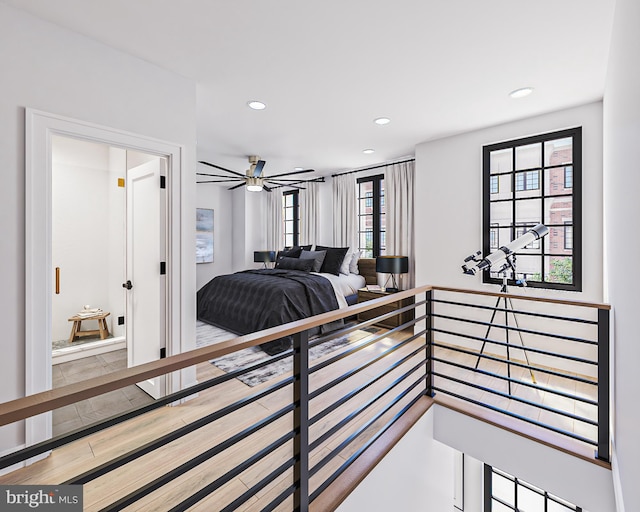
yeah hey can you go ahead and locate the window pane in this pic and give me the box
[515,170,541,198]
[545,256,573,284]
[284,220,294,234]
[284,208,293,221]
[518,484,545,511]
[285,234,294,247]
[359,181,373,196]
[515,198,541,225]
[545,137,573,166]
[548,501,575,512]
[284,194,293,207]
[380,213,386,229]
[545,167,573,196]
[491,500,513,512]
[490,202,513,226]
[515,143,541,170]
[492,473,515,505]
[544,196,573,225]
[490,148,513,174]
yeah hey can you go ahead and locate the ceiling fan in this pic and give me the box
[197,155,324,192]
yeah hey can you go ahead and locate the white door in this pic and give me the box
[126,158,166,399]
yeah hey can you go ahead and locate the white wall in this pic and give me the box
[196,184,234,290]
[337,409,456,512]
[51,141,114,341]
[603,0,640,509]
[0,3,196,455]
[434,404,616,512]
[415,102,604,303]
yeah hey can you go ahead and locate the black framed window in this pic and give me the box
[283,190,299,247]
[483,127,582,290]
[357,174,385,258]
[484,465,582,512]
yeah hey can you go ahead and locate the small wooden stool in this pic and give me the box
[68,312,111,343]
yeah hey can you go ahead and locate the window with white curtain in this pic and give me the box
[282,190,299,247]
[357,174,385,258]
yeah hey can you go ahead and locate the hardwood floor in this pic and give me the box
[1,328,426,511]
[0,330,598,511]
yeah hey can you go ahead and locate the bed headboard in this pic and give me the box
[358,258,377,285]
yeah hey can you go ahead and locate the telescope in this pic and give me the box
[462,224,549,276]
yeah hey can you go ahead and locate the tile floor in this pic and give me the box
[52,349,154,437]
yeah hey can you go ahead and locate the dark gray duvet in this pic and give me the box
[196,269,340,354]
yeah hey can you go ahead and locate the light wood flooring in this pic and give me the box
[1,332,599,511]
[1,328,426,511]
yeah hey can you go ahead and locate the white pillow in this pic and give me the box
[349,250,361,274]
[339,247,354,275]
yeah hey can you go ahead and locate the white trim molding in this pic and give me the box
[25,108,191,449]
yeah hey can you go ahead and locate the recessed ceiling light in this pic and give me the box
[509,87,534,99]
[374,117,391,125]
[363,149,375,154]
[247,100,266,110]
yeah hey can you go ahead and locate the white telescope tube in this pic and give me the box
[463,224,549,275]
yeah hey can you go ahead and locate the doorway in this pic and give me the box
[51,137,167,402]
[26,109,192,451]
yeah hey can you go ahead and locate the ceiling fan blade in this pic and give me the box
[228,182,247,190]
[197,179,243,183]
[267,169,315,179]
[253,160,266,178]
[199,161,246,178]
[266,181,306,190]
[262,183,273,192]
[196,172,243,179]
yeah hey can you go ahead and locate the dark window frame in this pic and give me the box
[283,189,299,248]
[357,174,385,258]
[483,127,582,291]
[484,464,582,512]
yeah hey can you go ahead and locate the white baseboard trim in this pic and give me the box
[52,337,126,364]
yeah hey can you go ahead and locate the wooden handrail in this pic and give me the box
[0,285,431,427]
[0,282,608,427]
[431,285,611,310]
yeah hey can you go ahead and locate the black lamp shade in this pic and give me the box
[254,251,276,263]
[376,255,409,274]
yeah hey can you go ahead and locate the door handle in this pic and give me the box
[122,280,133,290]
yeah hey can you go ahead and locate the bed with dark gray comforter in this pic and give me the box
[196,269,341,354]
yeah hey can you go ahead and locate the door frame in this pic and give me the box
[25,108,190,451]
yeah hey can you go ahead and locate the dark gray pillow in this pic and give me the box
[299,250,327,273]
[276,246,302,260]
[315,245,349,275]
[275,256,315,272]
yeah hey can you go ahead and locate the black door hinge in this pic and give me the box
[160,261,166,275]
[160,176,166,189]
[160,348,166,359]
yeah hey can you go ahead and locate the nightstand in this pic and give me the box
[356,289,414,329]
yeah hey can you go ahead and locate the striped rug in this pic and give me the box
[196,321,378,387]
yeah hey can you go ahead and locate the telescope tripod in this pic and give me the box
[475,272,536,395]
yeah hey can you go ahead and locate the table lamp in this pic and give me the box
[254,250,276,269]
[376,255,409,292]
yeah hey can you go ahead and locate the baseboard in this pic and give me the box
[52,337,126,364]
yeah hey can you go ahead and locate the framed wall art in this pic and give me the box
[196,208,214,263]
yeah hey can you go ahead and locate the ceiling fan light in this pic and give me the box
[246,176,263,192]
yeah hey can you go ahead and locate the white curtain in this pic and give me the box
[266,188,283,251]
[332,173,358,247]
[386,160,415,288]
[299,181,319,246]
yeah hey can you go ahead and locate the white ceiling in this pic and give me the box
[6,0,616,180]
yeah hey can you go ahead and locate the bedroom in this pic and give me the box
[0,0,639,510]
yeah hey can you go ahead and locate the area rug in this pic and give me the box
[197,321,379,387]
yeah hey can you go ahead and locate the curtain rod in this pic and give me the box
[331,157,415,178]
